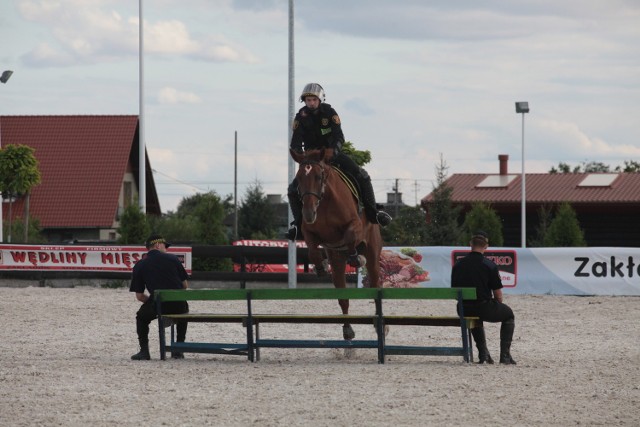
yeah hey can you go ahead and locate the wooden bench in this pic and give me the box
[155,287,479,364]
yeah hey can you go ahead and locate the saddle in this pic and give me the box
[331,166,363,209]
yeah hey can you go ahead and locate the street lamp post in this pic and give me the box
[0,70,14,243]
[515,101,529,248]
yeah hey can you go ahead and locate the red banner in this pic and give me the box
[0,244,192,274]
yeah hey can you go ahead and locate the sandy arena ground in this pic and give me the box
[0,286,639,426]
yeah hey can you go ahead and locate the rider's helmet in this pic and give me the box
[300,83,325,103]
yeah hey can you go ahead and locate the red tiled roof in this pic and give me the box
[1,115,141,228]
[422,173,640,205]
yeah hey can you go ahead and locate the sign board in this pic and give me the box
[0,244,192,274]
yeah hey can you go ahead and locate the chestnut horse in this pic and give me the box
[290,148,382,340]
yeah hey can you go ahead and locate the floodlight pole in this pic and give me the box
[0,70,14,243]
[287,0,297,288]
[515,102,530,248]
[138,0,146,213]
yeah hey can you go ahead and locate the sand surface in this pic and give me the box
[1,287,639,426]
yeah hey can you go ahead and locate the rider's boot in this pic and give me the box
[359,170,392,226]
[285,189,303,241]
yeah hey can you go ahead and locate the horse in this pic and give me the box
[290,148,382,340]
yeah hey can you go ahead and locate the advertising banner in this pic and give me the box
[360,246,640,296]
[0,244,192,274]
[232,240,357,274]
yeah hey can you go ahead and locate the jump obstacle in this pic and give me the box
[155,287,479,364]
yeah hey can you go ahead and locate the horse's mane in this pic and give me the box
[300,149,326,163]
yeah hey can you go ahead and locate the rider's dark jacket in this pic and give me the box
[290,103,344,152]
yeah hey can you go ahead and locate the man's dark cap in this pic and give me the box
[472,230,489,243]
[145,234,171,248]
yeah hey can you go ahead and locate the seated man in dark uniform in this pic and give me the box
[129,234,189,360]
[451,231,517,365]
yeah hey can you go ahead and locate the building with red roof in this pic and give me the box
[421,155,640,247]
[0,115,160,243]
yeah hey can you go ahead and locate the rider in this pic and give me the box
[286,82,392,241]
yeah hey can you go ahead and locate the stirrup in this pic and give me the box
[376,211,392,227]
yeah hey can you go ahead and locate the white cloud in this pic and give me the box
[17,0,260,66]
[157,87,201,105]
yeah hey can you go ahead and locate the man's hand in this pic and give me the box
[324,147,336,161]
[135,292,148,303]
[493,288,503,303]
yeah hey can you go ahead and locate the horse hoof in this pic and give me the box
[343,325,356,340]
[347,255,366,268]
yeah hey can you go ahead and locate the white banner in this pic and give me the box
[0,244,192,274]
[361,246,640,296]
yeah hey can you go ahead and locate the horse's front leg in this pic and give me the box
[328,251,355,340]
[306,240,329,277]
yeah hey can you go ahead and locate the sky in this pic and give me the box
[1,0,639,213]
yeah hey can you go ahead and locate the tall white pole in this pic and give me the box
[0,115,3,243]
[138,0,147,212]
[234,131,238,241]
[287,0,296,288]
[0,70,13,243]
[521,113,526,248]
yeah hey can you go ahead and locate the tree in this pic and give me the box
[528,205,553,247]
[582,161,611,173]
[548,160,640,173]
[423,154,462,245]
[4,216,46,243]
[549,162,578,174]
[341,141,371,167]
[380,205,429,246]
[156,191,232,271]
[238,180,277,239]
[460,202,504,246]
[543,202,586,247]
[0,144,42,242]
[117,201,150,244]
[615,160,640,173]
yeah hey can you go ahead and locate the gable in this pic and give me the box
[1,115,158,228]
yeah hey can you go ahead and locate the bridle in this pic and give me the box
[298,160,326,202]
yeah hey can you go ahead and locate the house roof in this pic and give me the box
[1,115,160,228]
[421,172,640,206]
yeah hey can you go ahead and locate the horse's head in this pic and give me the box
[290,149,328,225]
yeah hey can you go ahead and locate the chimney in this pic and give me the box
[499,154,509,175]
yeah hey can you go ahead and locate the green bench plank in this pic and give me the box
[255,339,379,349]
[382,316,479,327]
[384,345,467,357]
[168,341,249,356]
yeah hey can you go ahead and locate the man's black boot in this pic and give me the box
[286,189,303,241]
[131,343,151,361]
[499,319,517,365]
[376,210,392,227]
[471,327,494,364]
[285,222,299,241]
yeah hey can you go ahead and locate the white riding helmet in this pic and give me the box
[300,83,325,103]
